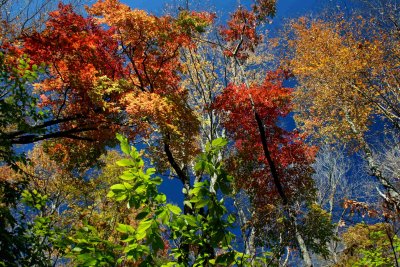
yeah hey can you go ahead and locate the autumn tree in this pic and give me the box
[288,16,400,210]
[213,70,334,266]
[338,216,400,266]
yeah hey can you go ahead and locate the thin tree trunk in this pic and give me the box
[163,136,192,264]
[344,110,400,209]
[291,210,313,267]
[250,96,313,266]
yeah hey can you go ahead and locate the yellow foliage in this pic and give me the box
[289,17,396,144]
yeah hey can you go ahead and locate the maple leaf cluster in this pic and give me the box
[12,1,216,166]
[220,8,262,60]
[214,71,317,207]
[19,4,125,165]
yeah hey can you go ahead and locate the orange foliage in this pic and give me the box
[289,17,399,143]
[214,71,317,207]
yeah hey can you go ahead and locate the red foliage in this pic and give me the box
[24,3,124,108]
[89,0,214,96]
[20,1,212,166]
[22,4,125,165]
[213,70,317,206]
[220,8,262,60]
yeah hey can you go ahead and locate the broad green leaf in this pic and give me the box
[161,262,182,267]
[72,247,82,252]
[155,194,166,204]
[151,233,164,251]
[215,251,236,265]
[136,230,146,241]
[115,194,127,201]
[116,133,125,143]
[158,209,169,224]
[183,200,192,209]
[167,204,182,215]
[151,176,162,185]
[194,159,206,172]
[110,184,126,191]
[123,182,133,190]
[121,236,136,243]
[116,224,135,234]
[137,220,152,233]
[227,214,236,224]
[184,215,198,226]
[135,185,146,194]
[195,199,209,209]
[211,137,228,148]
[120,172,135,181]
[120,139,131,155]
[116,159,135,167]
[146,168,156,175]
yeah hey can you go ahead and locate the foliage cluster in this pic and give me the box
[0,0,399,266]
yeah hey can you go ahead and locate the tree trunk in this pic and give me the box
[344,110,400,209]
[250,97,313,266]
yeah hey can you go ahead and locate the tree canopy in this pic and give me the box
[0,0,399,266]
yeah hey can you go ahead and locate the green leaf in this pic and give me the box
[227,214,236,224]
[123,182,133,190]
[146,168,156,175]
[110,184,126,191]
[151,233,164,251]
[115,194,127,201]
[211,137,228,148]
[184,215,198,227]
[72,247,82,252]
[135,185,146,194]
[161,262,181,267]
[158,209,169,224]
[167,204,182,215]
[155,194,166,204]
[137,220,152,233]
[183,200,192,209]
[151,176,162,185]
[195,199,209,209]
[136,230,146,241]
[120,140,131,155]
[116,224,135,234]
[116,159,135,167]
[120,172,135,181]
[215,251,236,265]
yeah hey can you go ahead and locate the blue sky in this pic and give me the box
[119,0,349,38]
[123,0,323,21]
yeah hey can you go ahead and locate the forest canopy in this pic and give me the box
[0,0,399,266]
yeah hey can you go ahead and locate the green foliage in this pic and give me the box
[65,135,252,266]
[21,189,48,211]
[340,223,400,266]
[300,203,336,257]
[0,188,65,267]
[0,52,46,164]
[176,10,213,34]
[66,224,120,266]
